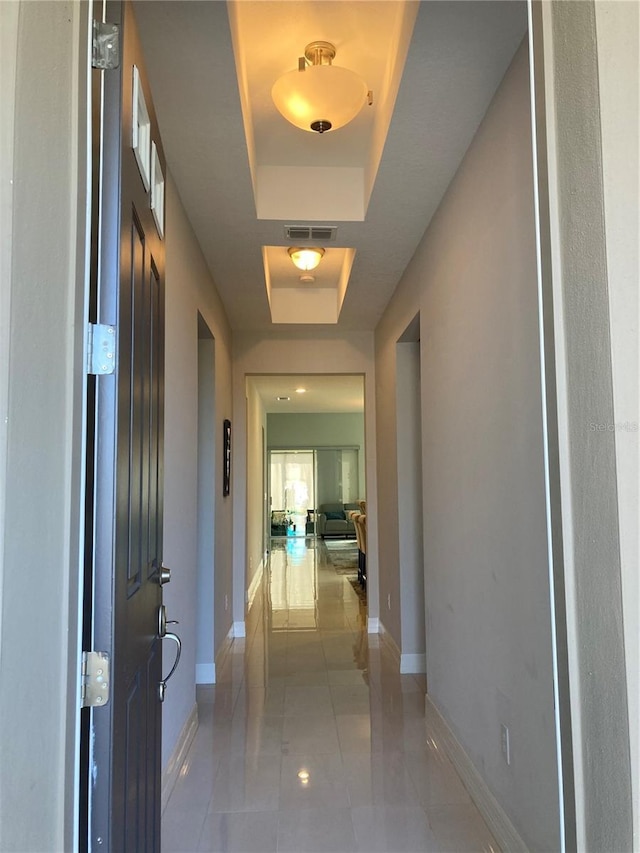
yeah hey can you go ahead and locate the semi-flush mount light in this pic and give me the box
[272,41,369,134]
[288,246,325,271]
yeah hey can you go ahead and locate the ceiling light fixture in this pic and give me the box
[288,246,325,271]
[295,388,306,394]
[297,769,310,785]
[272,41,369,134]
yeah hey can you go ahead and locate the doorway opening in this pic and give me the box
[396,314,426,675]
[195,314,216,684]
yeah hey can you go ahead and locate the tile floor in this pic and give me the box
[162,538,500,853]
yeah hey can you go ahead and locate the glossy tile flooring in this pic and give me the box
[162,538,500,853]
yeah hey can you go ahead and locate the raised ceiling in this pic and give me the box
[228,0,418,219]
[135,0,527,330]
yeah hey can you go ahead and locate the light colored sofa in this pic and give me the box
[317,502,360,538]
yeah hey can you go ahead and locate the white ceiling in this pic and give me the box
[134,0,527,331]
[249,374,365,414]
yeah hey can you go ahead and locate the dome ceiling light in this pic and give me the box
[272,41,371,134]
[288,246,325,271]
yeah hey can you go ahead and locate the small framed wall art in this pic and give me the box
[150,140,165,239]
[223,419,231,496]
[132,65,151,191]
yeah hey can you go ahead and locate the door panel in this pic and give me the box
[87,2,167,849]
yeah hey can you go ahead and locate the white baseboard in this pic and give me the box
[400,653,426,674]
[424,695,529,853]
[208,626,235,681]
[233,621,246,638]
[218,625,234,659]
[195,662,216,684]
[367,616,380,634]
[379,621,401,663]
[376,623,426,674]
[247,558,264,609]
[161,702,198,814]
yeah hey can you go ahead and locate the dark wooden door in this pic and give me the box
[86,3,167,849]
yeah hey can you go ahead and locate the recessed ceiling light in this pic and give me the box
[295,388,306,394]
[277,396,290,401]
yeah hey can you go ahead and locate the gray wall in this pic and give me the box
[162,174,234,765]
[0,3,88,849]
[375,42,560,851]
[268,412,366,503]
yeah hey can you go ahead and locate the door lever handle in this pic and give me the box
[158,632,181,703]
[157,605,181,702]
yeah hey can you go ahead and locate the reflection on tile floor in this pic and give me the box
[162,539,500,852]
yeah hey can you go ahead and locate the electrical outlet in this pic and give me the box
[387,593,391,610]
[500,724,511,766]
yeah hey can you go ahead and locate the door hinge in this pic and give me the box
[87,323,116,375]
[92,20,120,70]
[81,651,110,708]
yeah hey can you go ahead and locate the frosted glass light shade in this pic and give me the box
[272,65,368,133]
[288,247,325,271]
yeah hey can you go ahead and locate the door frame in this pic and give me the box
[0,2,93,851]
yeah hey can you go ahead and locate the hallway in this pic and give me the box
[162,540,499,852]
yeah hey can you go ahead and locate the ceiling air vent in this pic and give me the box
[285,225,337,242]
